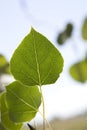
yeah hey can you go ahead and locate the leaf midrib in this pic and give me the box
[32,30,41,86]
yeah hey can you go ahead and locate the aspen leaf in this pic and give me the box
[6,81,41,123]
[10,28,63,86]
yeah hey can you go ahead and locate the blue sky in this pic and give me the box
[0,0,87,121]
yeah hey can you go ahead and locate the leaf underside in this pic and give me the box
[10,28,64,86]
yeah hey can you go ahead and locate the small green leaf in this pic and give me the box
[57,23,73,45]
[66,23,73,37]
[6,81,41,123]
[69,59,87,83]
[10,28,63,86]
[0,54,10,75]
[82,17,87,40]
[57,32,67,45]
[1,92,23,130]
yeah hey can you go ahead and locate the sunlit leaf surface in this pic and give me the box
[10,28,63,86]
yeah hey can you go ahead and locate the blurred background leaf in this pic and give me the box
[0,54,11,93]
[69,59,87,83]
[82,17,87,40]
[0,54,10,75]
[57,23,73,45]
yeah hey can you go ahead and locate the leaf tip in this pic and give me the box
[30,26,36,32]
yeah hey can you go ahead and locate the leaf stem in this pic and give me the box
[40,86,46,130]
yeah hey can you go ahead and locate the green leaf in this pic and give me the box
[69,59,87,83]
[65,23,73,37]
[1,92,23,130]
[6,81,41,123]
[0,54,10,75]
[82,17,87,40]
[57,23,73,45]
[10,28,63,86]
[57,32,67,45]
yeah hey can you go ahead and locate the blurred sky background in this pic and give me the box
[0,0,87,122]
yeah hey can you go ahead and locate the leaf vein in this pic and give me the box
[21,70,39,84]
[7,89,38,112]
[32,30,41,86]
[42,64,52,84]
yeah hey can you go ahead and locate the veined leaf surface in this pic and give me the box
[10,28,63,86]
